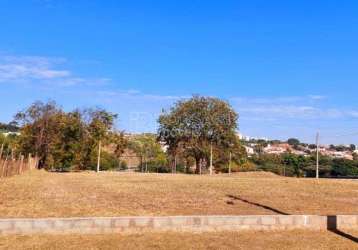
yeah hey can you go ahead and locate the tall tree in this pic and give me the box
[14,101,63,167]
[158,96,239,173]
[14,101,125,171]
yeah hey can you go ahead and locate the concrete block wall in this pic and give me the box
[0,215,357,235]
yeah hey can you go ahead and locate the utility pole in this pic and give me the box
[96,140,101,173]
[316,132,319,179]
[19,155,24,174]
[210,141,213,175]
[229,152,232,175]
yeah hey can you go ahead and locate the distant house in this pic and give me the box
[263,143,291,155]
[291,150,309,157]
[322,150,353,160]
[237,132,269,142]
[237,132,251,142]
[244,146,254,156]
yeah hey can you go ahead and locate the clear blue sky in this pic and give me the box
[0,0,357,144]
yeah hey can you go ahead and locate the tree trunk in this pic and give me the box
[96,140,101,172]
[195,157,201,174]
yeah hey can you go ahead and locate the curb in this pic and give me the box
[0,215,357,235]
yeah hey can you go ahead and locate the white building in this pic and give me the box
[244,146,254,155]
[237,132,251,141]
[237,132,268,142]
[263,143,290,155]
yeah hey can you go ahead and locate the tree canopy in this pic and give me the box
[158,96,243,173]
[14,101,126,170]
[287,138,300,146]
[128,133,167,172]
[0,122,19,132]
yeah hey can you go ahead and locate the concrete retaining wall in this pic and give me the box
[0,215,357,235]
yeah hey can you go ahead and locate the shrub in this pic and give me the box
[238,161,257,172]
[90,152,119,171]
[119,160,128,170]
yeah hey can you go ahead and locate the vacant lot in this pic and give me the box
[0,170,357,218]
[1,230,357,250]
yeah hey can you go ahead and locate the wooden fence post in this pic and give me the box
[2,153,9,177]
[19,155,24,174]
[0,153,34,178]
[0,144,3,159]
[35,156,39,169]
[9,159,13,177]
[28,153,32,170]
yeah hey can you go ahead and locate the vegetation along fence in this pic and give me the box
[0,154,38,178]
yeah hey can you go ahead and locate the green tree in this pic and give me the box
[84,108,118,171]
[330,158,358,176]
[158,96,240,174]
[0,122,19,133]
[128,133,167,172]
[287,138,300,146]
[353,152,358,161]
[213,136,247,173]
[287,138,301,150]
[15,101,63,168]
[14,101,124,171]
[0,133,19,159]
[282,153,307,177]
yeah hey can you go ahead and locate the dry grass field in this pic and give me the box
[0,230,357,250]
[0,170,357,218]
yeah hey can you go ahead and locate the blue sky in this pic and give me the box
[0,0,357,144]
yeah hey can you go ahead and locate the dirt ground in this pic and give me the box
[0,230,357,250]
[0,170,357,218]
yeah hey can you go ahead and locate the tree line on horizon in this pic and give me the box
[1,101,126,171]
[0,96,246,173]
[1,96,357,177]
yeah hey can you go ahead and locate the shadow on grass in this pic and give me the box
[327,216,358,244]
[226,195,358,244]
[226,195,290,215]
